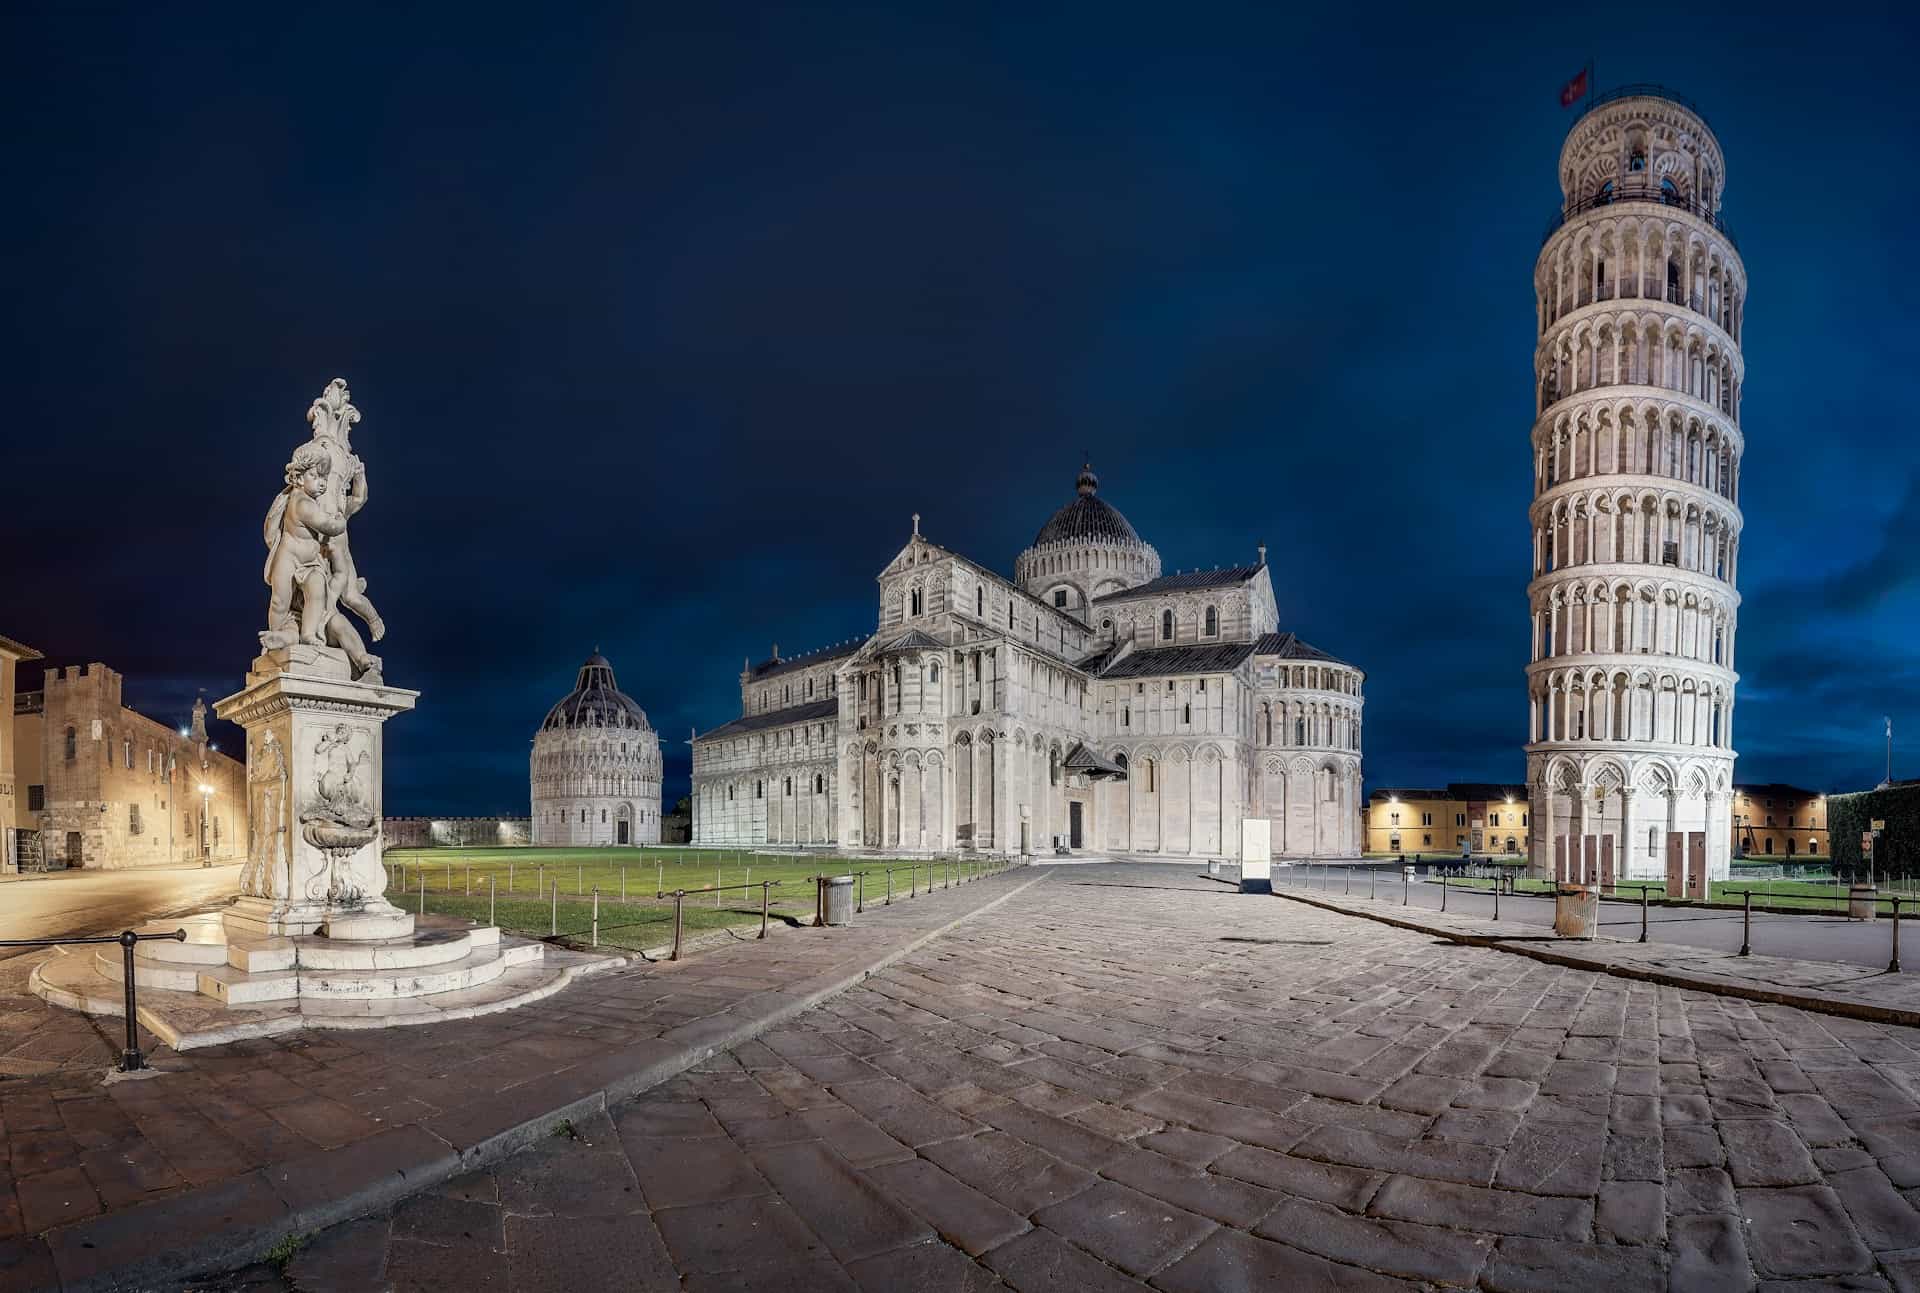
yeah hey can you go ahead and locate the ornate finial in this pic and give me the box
[912,512,921,537]
[306,378,360,442]
[772,642,780,661]
[1257,543,1267,565]
[1076,460,1098,497]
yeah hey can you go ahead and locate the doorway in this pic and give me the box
[616,819,630,845]
[65,831,82,867]
[1069,802,1083,849]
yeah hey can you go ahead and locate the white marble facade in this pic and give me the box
[531,652,663,846]
[694,467,1363,858]
[1525,90,1743,882]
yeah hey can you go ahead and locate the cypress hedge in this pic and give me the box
[1829,783,1920,881]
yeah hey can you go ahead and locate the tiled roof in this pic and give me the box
[695,698,838,743]
[1253,632,1353,667]
[749,641,863,680]
[872,629,945,655]
[1096,641,1256,679]
[1094,565,1264,603]
[1031,465,1145,548]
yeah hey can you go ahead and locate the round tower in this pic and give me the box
[1524,87,1743,887]
[1014,464,1161,618]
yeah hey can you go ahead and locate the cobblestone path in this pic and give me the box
[235,863,1920,1291]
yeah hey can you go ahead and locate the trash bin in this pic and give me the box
[1849,885,1879,921]
[821,875,855,926]
[1554,884,1599,938]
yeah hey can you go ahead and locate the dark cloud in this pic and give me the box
[6,2,1919,809]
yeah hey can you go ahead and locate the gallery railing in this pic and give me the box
[0,928,186,1071]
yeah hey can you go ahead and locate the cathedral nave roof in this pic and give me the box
[1093,564,1265,603]
[694,697,839,744]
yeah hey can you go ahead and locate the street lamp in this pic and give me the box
[198,784,213,866]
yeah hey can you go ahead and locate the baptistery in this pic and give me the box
[531,651,662,845]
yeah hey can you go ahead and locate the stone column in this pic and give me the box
[214,645,418,939]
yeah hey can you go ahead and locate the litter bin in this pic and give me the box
[1554,884,1599,938]
[1849,885,1879,921]
[820,875,855,927]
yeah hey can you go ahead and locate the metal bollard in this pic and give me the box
[446,861,452,891]
[672,891,684,960]
[911,863,918,899]
[1493,876,1500,921]
[551,880,558,936]
[886,868,893,906]
[466,864,471,896]
[509,861,514,892]
[1640,886,1649,943]
[760,881,771,939]
[119,931,143,1072]
[1370,869,1376,901]
[857,872,864,914]
[419,874,426,915]
[1891,896,1903,974]
[538,864,544,896]
[1344,867,1350,895]
[490,875,497,927]
[578,863,583,895]
[1739,890,1752,957]
[592,888,600,947]
[1403,870,1409,906]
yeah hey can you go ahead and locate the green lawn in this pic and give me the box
[380,846,1006,952]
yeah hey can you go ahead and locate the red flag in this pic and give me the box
[1559,68,1590,107]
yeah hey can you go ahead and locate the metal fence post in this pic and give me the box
[446,861,452,891]
[672,891,684,960]
[857,871,864,914]
[508,860,514,892]
[1403,869,1408,906]
[119,929,143,1068]
[1891,896,1903,974]
[1441,871,1448,912]
[489,875,496,927]
[1640,886,1649,943]
[418,874,426,915]
[551,880,558,936]
[1493,877,1500,921]
[578,863,583,895]
[1370,869,1376,901]
[591,888,600,947]
[1344,867,1350,895]
[886,867,893,906]
[760,881,770,939]
[1739,890,1752,957]
[622,865,627,902]
[911,863,918,898]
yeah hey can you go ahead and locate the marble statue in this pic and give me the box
[260,378,384,683]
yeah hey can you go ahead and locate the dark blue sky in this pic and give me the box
[6,2,1917,812]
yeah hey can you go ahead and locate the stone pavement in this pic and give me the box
[204,862,1920,1292]
[1270,877,1920,1030]
[0,864,1039,1291]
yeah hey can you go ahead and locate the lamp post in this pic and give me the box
[198,783,213,866]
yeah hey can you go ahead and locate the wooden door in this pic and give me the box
[1666,832,1685,897]
[1687,832,1707,899]
[1069,802,1083,849]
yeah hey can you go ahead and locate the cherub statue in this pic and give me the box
[259,379,384,682]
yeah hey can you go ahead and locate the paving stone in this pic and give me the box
[862,1156,1029,1255]
[1378,1073,1462,1116]
[650,1189,831,1275]
[832,1078,979,1147]
[1101,1147,1279,1228]
[1480,1236,1667,1291]
[921,1130,1096,1215]
[1367,1174,1591,1240]
[385,1235,509,1290]
[844,1240,1003,1292]
[1032,1178,1215,1276]
[1722,1119,1822,1187]
[1595,1180,1665,1244]
[1137,1126,1232,1167]
[1666,1212,1753,1293]
[280,1215,390,1293]
[1151,1225,1416,1292]
[1741,1185,1875,1277]
[623,1133,767,1211]
[504,1210,678,1292]
[1209,1144,1382,1210]
[1292,1124,1500,1186]
[980,1100,1130,1171]
[1827,1166,1920,1251]
[391,1191,504,1249]
[1126,1088,1311,1152]
[1494,1114,1604,1195]
[981,1226,1152,1291]
[1255,1194,1494,1285]
[1666,1124,1727,1169]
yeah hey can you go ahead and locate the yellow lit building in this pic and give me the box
[1732,784,1827,859]
[1366,784,1530,858]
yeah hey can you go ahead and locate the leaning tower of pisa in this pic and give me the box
[1524,87,1744,889]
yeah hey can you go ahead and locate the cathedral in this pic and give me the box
[692,467,1364,859]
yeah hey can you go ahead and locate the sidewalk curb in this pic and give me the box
[1270,888,1920,1032]
[45,870,1049,1291]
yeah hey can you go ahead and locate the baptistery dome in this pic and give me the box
[1015,464,1162,618]
[531,651,662,846]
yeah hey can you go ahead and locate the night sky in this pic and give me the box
[5,3,1917,813]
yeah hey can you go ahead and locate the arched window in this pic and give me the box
[910,588,923,615]
[1660,177,1677,202]
[1049,753,1059,786]
[976,587,983,616]
[755,780,763,799]
[1161,610,1173,641]
[928,661,940,684]
[1182,703,1191,724]
[63,727,76,761]
[1203,606,1218,636]
[1599,179,1614,201]
[1146,759,1157,793]
[1628,152,1646,173]
[1295,718,1306,745]
[814,773,824,794]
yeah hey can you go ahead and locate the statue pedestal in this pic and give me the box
[214,645,419,939]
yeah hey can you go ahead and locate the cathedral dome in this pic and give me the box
[539,651,653,732]
[1031,465,1141,547]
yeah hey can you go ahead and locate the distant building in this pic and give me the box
[9,660,246,870]
[1731,784,1826,858]
[0,634,44,870]
[1366,785,1531,857]
[530,652,663,846]
[383,817,533,849]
